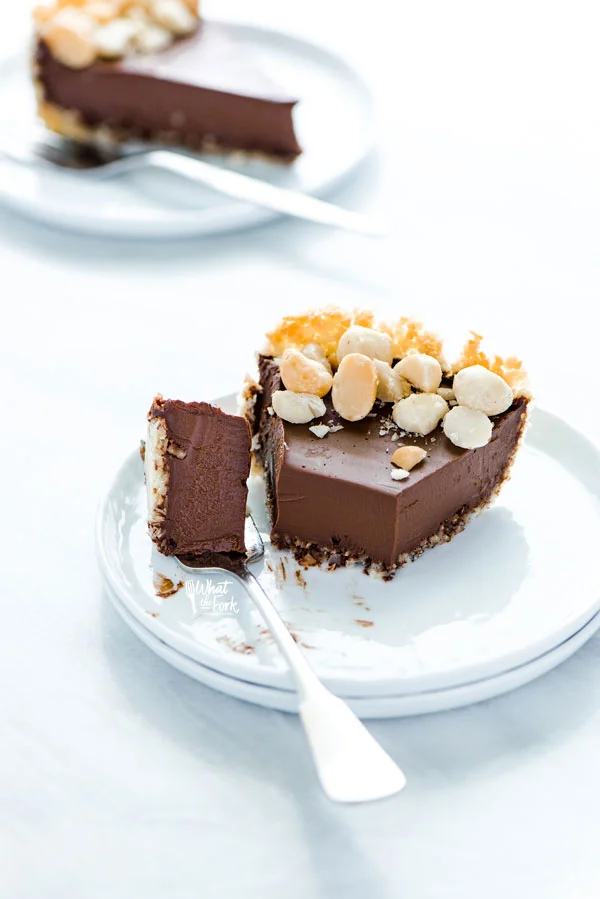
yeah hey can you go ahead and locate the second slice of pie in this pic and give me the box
[33,1,302,160]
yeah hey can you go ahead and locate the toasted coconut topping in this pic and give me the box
[265,309,528,398]
[265,307,447,368]
[381,317,445,367]
[265,308,376,358]
[452,332,530,398]
[261,308,529,448]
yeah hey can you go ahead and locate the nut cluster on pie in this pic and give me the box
[34,0,200,69]
[143,308,529,580]
[248,308,530,577]
[261,310,528,478]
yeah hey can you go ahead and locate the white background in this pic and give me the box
[1,1,600,897]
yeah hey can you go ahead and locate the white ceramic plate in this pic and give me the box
[0,23,374,237]
[97,399,600,697]
[104,582,600,718]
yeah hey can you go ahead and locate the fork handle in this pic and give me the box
[146,150,389,237]
[234,568,323,701]
[234,568,406,803]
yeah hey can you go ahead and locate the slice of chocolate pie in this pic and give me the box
[33,2,302,160]
[247,310,530,577]
[144,396,251,557]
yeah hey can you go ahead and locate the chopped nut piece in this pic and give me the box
[302,343,332,374]
[443,405,493,449]
[396,353,443,393]
[272,390,326,424]
[337,325,394,366]
[437,386,456,404]
[134,21,172,51]
[309,424,330,439]
[151,0,197,34]
[95,17,141,57]
[331,353,378,422]
[279,348,333,398]
[377,415,397,435]
[452,365,514,416]
[374,359,412,403]
[391,446,427,471]
[392,393,448,436]
[43,7,97,68]
[153,572,183,598]
[391,468,410,481]
[167,441,187,459]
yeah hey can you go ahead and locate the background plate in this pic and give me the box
[105,582,600,718]
[0,23,374,237]
[97,403,600,696]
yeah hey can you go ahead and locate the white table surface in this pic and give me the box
[2,1,600,896]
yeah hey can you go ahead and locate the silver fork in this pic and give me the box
[0,129,389,236]
[176,514,406,803]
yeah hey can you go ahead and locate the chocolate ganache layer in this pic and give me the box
[252,357,528,573]
[146,397,251,557]
[36,20,302,159]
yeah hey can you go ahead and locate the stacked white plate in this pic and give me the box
[97,401,600,718]
[0,25,374,238]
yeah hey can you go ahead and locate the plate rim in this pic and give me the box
[0,21,375,238]
[96,403,600,695]
[104,581,600,718]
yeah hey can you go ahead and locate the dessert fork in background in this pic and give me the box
[0,129,389,237]
[176,514,406,804]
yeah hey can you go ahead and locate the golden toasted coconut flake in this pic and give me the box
[382,317,446,367]
[264,310,528,396]
[452,332,530,398]
[264,307,375,358]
